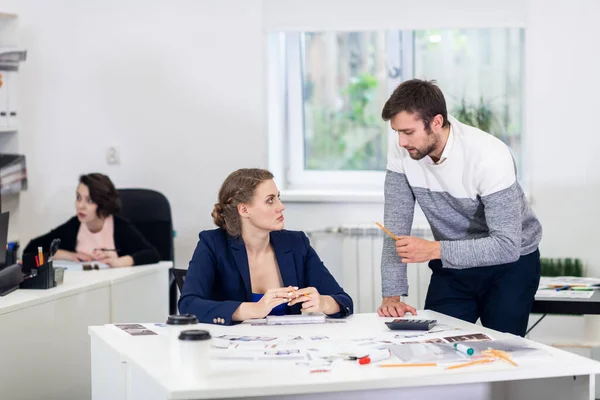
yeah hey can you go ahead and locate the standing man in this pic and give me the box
[377,79,542,337]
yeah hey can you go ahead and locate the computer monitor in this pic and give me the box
[0,211,9,269]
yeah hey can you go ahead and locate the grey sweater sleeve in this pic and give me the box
[440,182,522,268]
[381,170,415,297]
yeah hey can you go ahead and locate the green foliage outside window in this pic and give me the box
[305,72,387,170]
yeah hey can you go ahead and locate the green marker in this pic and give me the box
[454,343,474,356]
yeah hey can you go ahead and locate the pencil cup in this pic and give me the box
[20,254,56,290]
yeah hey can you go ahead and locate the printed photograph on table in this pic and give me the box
[443,333,491,343]
[115,324,158,336]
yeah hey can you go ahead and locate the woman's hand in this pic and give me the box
[288,287,342,315]
[232,286,295,322]
[288,287,322,313]
[92,249,118,262]
[253,286,294,318]
[92,250,133,268]
[54,249,92,262]
[105,256,134,268]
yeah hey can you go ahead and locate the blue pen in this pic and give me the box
[556,285,570,291]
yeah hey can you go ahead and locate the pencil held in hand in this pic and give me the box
[373,221,399,241]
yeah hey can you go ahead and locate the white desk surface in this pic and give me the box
[0,261,172,315]
[89,311,600,400]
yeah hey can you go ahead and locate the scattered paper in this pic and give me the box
[539,276,600,288]
[52,260,110,270]
[216,334,277,342]
[535,290,594,299]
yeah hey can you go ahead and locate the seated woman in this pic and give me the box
[179,168,353,325]
[24,173,160,267]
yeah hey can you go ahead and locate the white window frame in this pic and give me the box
[269,29,525,194]
[270,31,413,192]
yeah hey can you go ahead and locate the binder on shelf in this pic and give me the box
[5,69,17,127]
[0,71,6,127]
[0,153,26,195]
[0,48,25,130]
[0,48,27,65]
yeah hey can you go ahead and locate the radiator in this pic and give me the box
[307,224,433,314]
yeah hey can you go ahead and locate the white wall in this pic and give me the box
[2,0,265,265]
[525,0,600,277]
[2,0,598,280]
[282,0,600,280]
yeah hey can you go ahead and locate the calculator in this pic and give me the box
[385,319,437,331]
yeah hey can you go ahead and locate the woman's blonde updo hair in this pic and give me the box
[211,168,274,237]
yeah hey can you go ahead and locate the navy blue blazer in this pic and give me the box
[178,228,353,325]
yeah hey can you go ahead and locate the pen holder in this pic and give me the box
[20,253,56,290]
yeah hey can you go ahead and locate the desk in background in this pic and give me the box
[89,311,600,400]
[529,288,600,340]
[0,261,171,400]
[533,290,600,315]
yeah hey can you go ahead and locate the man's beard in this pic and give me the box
[407,136,438,160]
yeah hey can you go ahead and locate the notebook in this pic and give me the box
[266,313,326,325]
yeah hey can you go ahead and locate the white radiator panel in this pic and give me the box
[308,225,433,314]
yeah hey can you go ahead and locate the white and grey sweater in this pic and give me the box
[382,116,542,297]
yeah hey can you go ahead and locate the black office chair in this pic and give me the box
[117,188,177,314]
[173,268,187,293]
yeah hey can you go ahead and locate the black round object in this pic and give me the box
[178,329,211,341]
[166,314,198,325]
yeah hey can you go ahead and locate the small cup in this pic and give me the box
[166,314,199,325]
[54,267,65,285]
[177,329,212,380]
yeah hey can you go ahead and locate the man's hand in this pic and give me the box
[377,296,417,317]
[396,236,440,263]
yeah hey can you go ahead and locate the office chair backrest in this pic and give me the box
[173,268,187,292]
[117,188,174,262]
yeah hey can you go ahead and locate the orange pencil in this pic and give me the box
[38,246,45,265]
[379,363,437,368]
[483,349,518,367]
[373,221,400,241]
[447,358,495,370]
[287,290,311,299]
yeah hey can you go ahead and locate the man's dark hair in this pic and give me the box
[79,173,121,218]
[381,79,450,129]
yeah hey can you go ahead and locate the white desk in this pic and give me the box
[0,261,172,400]
[89,311,600,400]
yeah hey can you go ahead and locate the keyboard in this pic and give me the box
[385,319,437,331]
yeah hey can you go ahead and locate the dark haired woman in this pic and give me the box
[178,168,353,325]
[24,173,160,267]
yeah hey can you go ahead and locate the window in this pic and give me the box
[269,28,524,190]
